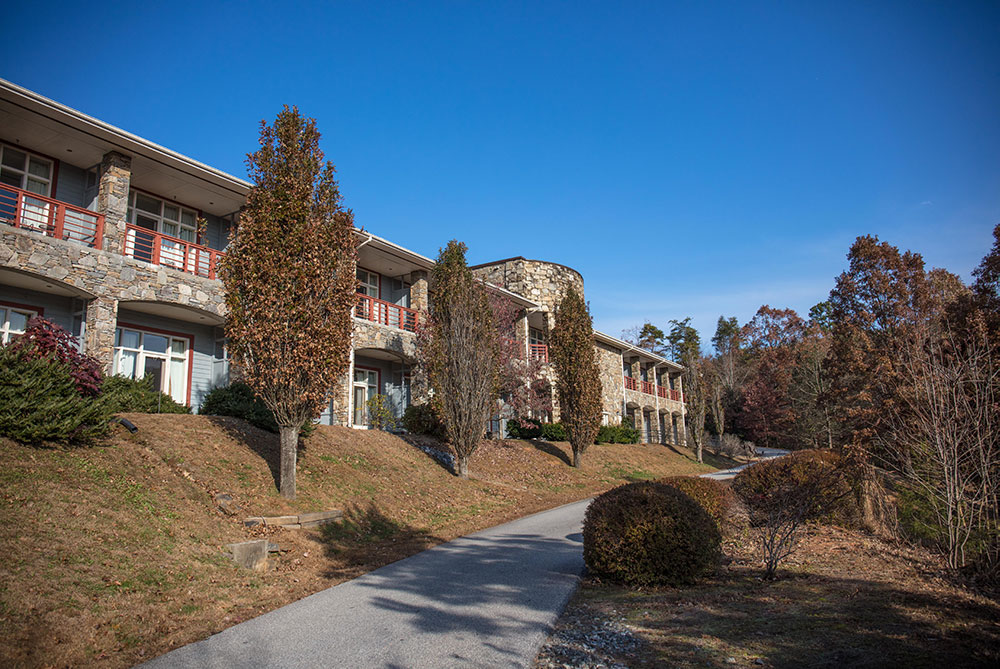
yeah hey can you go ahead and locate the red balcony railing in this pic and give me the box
[124,225,223,279]
[356,294,419,332]
[671,389,682,402]
[624,375,638,391]
[530,343,548,363]
[640,380,656,395]
[657,386,669,399]
[0,185,104,249]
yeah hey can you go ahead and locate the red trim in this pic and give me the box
[357,267,381,300]
[116,322,195,406]
[352,365,381,426]
[0,300,45,316]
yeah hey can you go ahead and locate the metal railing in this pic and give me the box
[0,185,104,248]
[624,375,638,391]
[356,294,419,332]
[640,380,656,395]
[530,343,548,363]
[124,225,223,279]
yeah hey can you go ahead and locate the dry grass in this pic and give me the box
[542,525,1000,668]
[0,415,721,668]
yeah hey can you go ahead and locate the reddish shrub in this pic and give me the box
[8,317,103,396]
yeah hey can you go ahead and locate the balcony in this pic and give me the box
[671,389,682,402]
[640,380,656,394]
[356,294,419,332]
[0,185,104,248]
[657,386,669,399]
[124,225,223,279]
[530,343,548,363]
[626,375,685,403]
[624,376,638,391]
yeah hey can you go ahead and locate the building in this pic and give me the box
[0,79,686,444]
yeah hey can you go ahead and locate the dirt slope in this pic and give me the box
[0,415,721,668]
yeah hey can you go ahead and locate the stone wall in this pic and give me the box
[471,257,584,318]
[1,227,225,368]
[594,340,624,421]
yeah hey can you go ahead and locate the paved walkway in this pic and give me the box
[699,447,790,481]
[142,499,590,669]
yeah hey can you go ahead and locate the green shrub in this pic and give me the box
[595,418,641,444]
[658,476,739,528]
[402,403,446,438]
[0,345,111,445]
[583,481,721,586]
[540,422,568,441]
[731,449,862,527]
[101,376,190,414]
[199,382,314,436]
[506,417,542,439]
[10,317,103,396]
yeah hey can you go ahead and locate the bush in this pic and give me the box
[0,345,111,444]
[101,376,190,414]
[731,449,862,527]
[199,382,314,436]
[402,403,446,438]
[365,394,397,431]
[540,422,568,441]
[583,481,721,586]
[9,317,103,396]
[595,418,641,444]
[658,476,739,528]
[506,417,542,439]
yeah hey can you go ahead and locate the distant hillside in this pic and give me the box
[0,415,722,668]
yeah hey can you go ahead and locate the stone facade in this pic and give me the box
[1,226,225,369]
[471,257,584,324]
[595,341,625,421]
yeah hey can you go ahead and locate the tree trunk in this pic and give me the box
[696,440,703,464]
[573,447,582,468]
[456,454,469,478]
[279,425,299,499]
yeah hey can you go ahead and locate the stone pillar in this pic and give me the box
[96,151,132,252]
[84,296,118,372]
[409,270,429,313]
[629,358,641,379]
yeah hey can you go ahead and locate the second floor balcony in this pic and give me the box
[625,374,684,403]
[0,185,104,249]
[356,293,419,332]
[124,225,223,279]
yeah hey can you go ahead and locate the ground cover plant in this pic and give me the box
[0,413,723,668]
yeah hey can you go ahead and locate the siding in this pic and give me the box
[0,285,79,336]
[54,162,94,210]
[202,213,230,252]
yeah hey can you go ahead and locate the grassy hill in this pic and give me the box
[0,415,724,668]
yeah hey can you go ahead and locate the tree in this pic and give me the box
[424,241,500,478]
[491,293,551,430]
[550,288,602,467]
[669,318,706,462]
[220,106,357,499]
[623,322,668,357]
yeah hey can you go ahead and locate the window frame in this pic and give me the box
[127,189,200,243]
[0,301,41,344]
[356,268,380,299]
[0,142,55,198]
[113,323,194,406]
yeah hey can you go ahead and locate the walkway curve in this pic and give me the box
[699,447,790,481]
[141,499,590,669]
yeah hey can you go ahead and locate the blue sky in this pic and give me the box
[4,1,998,346]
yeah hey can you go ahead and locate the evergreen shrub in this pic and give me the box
[658,475,739,528]
[540,422,568,441]
[583,481,721,586]
[506,418,542,439]
[200,382,314,436]
[402,403,446,438]
[102,376,190,414]
[10,317,103,395]
[0,345,111,444]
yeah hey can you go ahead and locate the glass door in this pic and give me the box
[352,368,378,426]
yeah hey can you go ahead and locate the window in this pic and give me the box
[357,269,379,298]
[0,306,37,344]
[529,327,546,346]
[0,144,52,197]
[1,144,54,233]
[127,191,197,241]
[114,326,190,405]
[353,367,379,426]
[212,338,230,387]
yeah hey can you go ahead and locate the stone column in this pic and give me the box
[84,296,118,372]
[629,358,641,379]
[409,270,429,313]
[96,151,132,253]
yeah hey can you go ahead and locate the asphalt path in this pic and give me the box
[141,499,590,669]
[699,447,790,480]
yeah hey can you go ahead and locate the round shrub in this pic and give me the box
[102,376,190,414]
[583,481,721,586]
[731,449,863,527]
[540,422,568,441]
[658,476,738,527]
[402,402,446,438]
[200,382,314,436]
[506,417,542,439]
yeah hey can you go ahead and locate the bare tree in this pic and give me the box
[880,316,1000,569]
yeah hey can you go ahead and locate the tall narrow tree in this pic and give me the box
[550,288,602,467]
[425,241,500,478]
[220,107,357,499]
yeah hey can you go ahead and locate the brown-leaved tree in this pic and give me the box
[425,241,500,478]
[550,288,601,467]
[220,106,357,499]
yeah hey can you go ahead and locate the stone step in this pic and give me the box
[243,509,343,529]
